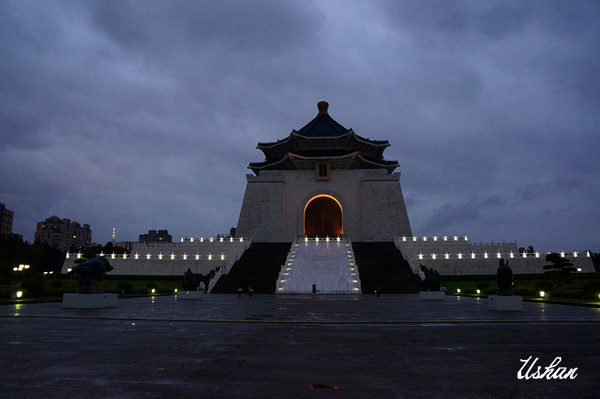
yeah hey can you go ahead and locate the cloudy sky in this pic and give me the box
[1,0,599,252]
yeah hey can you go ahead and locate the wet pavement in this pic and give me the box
[1,294,599,398]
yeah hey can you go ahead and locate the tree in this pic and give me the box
[1,234,65,281]
[0,234,30,283]
[543,253,576,286]
[527,245,535,253]
[519,245,535,254]
[31,241,65,273]
[94,241,129,255]
[420,265,441,291]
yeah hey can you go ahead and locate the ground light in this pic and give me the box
[151,288,156,294]
[456,289,461,294]
[15,291,23,299]
[540,290,546,298]
[476,289,481,294]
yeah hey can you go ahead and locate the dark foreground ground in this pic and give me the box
[1,294,599,398]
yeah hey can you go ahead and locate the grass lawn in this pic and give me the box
[0,275,187,304]
[2,273,599,307]
[441,273,600,306]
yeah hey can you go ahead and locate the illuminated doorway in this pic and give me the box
[304,195,343,237]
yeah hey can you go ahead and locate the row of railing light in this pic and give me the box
[401,235,469,242]
[417,250,590,260]
[303,236,342,243]
[66,252,227,261]
[347,244,360,292]
[277,245,298,291]
[180,236,247,243]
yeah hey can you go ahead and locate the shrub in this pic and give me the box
[50,280,62,289]
[551,288,581,299]
[21,276,45,294]
[582,281,600,299]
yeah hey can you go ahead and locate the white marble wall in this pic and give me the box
[62,239,251,276]
[395,236,595,275]
[236,168,412,242]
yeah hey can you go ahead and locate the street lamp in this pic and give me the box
[13,264,30,272]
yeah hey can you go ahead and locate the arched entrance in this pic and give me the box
[304,195,343,237]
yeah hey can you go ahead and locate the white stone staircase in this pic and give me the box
[276,237,361,294]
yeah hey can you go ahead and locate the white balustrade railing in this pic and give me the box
[395,238,425,279]
[207,239,252,293]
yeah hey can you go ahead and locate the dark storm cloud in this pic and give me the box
[1,0,598,252]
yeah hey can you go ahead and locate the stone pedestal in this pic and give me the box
[62,293,118,309]
[419,291,446,300]
[488,295,522,311]
[178,291,205,300]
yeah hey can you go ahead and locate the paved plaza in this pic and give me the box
[1,294,599,398]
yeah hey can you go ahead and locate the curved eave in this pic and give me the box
[257,130,390,150]
[257,132,295,149]
[351,132,390,148]
[292,131,389,148]
[249,151,398,174]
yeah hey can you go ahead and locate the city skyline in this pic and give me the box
[1,1,599,252]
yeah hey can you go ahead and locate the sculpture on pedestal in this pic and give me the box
[181,268,203,291]
[69,256,114,294]
[496,258,513,296]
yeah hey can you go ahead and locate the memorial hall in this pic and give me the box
[236,100,411,242]
[61,101,593,293]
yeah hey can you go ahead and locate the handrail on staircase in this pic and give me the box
[207,239,252,293]
[394,238,425,279]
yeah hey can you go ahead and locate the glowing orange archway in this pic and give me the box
[304,195,343,237]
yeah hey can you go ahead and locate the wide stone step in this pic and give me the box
[277,238,360,294]
[210,242,291,294]
[352,242,422,294]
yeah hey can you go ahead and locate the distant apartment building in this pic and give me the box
[139,229,172,243]
[35,216,92,252]
[0,203,14,237]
